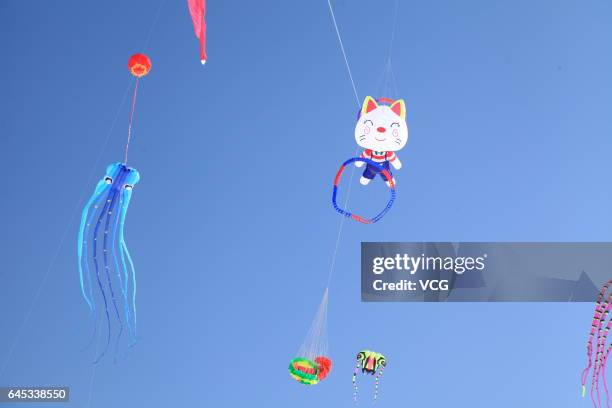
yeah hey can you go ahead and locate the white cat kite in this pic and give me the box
[354,96,408,186]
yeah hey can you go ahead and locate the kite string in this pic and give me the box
[388,0,401,98]
[124,0,166,166]
[387,0,400,61]
[327,0,360,108]
[292,1,363,360]
[142,0,167,52]
[325,0,362,290]
[382,0,400,99]
[124,77,140,165]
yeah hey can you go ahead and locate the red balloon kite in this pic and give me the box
[188,0,208,64]
[125,53,151,162]
[128,53,152,78]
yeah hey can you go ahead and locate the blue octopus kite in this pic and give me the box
[77,162,140,362]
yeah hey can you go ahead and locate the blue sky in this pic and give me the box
[1,0,611,406]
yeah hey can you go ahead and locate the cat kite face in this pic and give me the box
[354,96,408,152]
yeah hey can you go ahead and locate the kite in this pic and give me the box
[352,350,387,403]
[581,279,612,408]
[77,54,151,362]
[332,157,396,224]
[128,53,152,78]
[332,96,407,224]
[187,0,208,64]
[354,96,408,187]
[288,356,332,385]
[77,163,141,362]
[289,289,333,385]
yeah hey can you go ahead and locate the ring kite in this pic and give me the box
[332,157,396,224]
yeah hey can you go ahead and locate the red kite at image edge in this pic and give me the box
[188,0,207,64]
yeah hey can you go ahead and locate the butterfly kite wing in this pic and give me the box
[187,0,207,64]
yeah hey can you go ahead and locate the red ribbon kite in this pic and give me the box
[188,0,207,64]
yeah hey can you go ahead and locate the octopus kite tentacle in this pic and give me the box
[582,280,612,408]
[91,190,114,363]
[101,186,125,361]
[119,185,138,344]
[593,298,612,407]
[78,181,112,352]
[603,341,612,406]
[110,193,130,339]
[584,283,612,379]
[598,309,612,406]
[77,180,111,316]
[582,281,611,394]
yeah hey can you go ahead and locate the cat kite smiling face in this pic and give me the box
[354,96,408,152]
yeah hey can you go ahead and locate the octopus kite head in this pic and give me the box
[355,96,408,152]
[104,163,141,189]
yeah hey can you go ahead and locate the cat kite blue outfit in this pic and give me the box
[77,163,140,362]
[332,96,408,224]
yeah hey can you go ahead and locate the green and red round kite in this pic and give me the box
[288,356,332,385]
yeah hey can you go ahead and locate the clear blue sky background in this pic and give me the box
[1,0,611,407]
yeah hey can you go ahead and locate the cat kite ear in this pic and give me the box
[361,96,379,116]
[390,99,406,120]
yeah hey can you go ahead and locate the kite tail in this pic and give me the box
[352,364,360,404]
[373,366,385,403]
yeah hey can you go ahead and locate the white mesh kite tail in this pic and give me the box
[373,366,385,403]
[353,363,361,404]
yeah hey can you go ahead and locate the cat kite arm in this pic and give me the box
[388,152,402,170]
[355,150,370,167]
